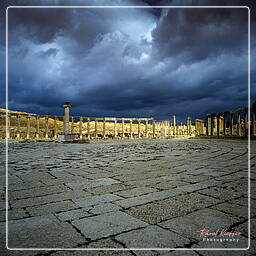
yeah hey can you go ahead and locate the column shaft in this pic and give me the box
[103,118,106,139]
[36,116,40,139]
[114,118,117,138]
[54,116,58,139]
[87,118,90,139]
[145,120,148,138]
[122,119,124,138]
[95,119,98,138]
[45,116,49,139]
[26,116,31,139]
[16,115,21,139]
[230,113,234,135]
[238,112,241,136]
[138,120,141,138]
[130,120,133,139]
[153,120,156,138]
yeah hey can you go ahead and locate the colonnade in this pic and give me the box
[206,107,256,137]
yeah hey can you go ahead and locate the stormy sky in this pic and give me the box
[1,0,255,122]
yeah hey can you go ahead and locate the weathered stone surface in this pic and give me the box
[211,202,248,219]
[0,139,254,253]
[10,190,91,208]
[56,208,91,221]
[73,194,122,208]
[8,222,85,248]
[0,208,27,222]
[8,215,59,233]
[27,200,78,216]
[87,183,132,195]
[114,187,158,198]
[72,211,148,240]
[125,193,220,224]
[88,203,121,214]
[115,225,190,253]
[9,184,70,200]
[66,178,121,190]
[159,208,242,242]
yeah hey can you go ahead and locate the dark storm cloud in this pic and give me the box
[1,0,255,122]
[152,8,248,62]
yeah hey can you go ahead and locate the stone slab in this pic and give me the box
[115,225,190,253]
[26,200,78,216]
[66,178,121,190]
[72,211,148,240]
[159,208,242,242]
[73,194,123,208]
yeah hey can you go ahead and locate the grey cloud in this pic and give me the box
[0,0,254,122]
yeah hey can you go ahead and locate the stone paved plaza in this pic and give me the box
[0,138,255,255]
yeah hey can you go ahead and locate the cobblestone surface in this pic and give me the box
[0,138,255,255]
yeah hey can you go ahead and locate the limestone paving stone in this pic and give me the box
[0,208,27,222]
[88,202,121,214]
[9,184,70,200]
[66,178,121,190]
[73,194,123,208]
[159,208,242,242]
[17,172,55,182]
[115,225,190,254]
[125,192,220,224]
[8,181,46,192]
[114,187,159,198]
[8,222,85,249]
[7,214,60,233]
[72,211,148,240]
[211,202,248,219]
[26,200,78,216]
[10,190,92,208]
[56,208,92,221]
[86,183,133,195]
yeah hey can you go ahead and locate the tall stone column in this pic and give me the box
[71,117,74,134]
[210,115,214,136]
[122,118,125,138]
[6,114,10,139]
[138,119,141,138]
[169,122,172,137]
[87,118,90,139]
[114,118,117,138]
[45,116,49,139]
[245,109,248,131]
[187,117,191,135]
[253,111,256,137]
[36,116,40,139]
[103,118,106,139]
[173,115,176,135]
[54,116,58,139]
[153,119,156,138]
[94,119,98,138]
[63,102,71,135]
[130,120,133,139]
[16,115,21,139]
[237,111,241,136]
[230,113,234,136]
[223,113,226,136]
[79,117,83,139]
[216,115,220,138]
[26,116,31,139]
[145,120,148,138]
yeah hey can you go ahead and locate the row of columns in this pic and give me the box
[206,108,256,137]
[75,117,155,139]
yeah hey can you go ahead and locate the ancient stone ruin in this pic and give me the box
[0,102,255,141]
